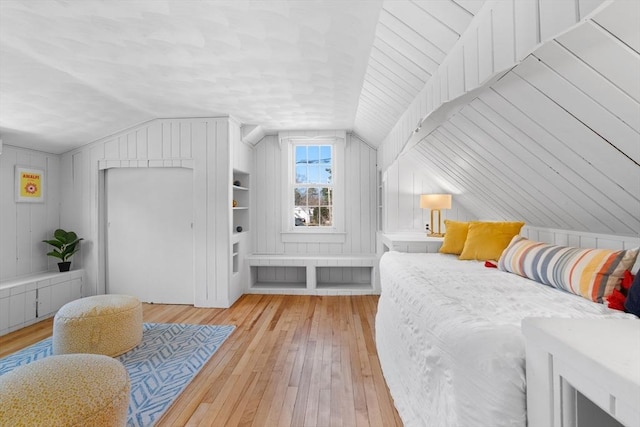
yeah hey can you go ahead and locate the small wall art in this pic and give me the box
[15,166,45,203]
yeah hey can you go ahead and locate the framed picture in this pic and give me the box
[15,166,45,203]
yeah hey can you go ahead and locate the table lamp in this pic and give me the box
[420,194,452,237]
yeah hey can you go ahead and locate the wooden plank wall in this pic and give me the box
[381,0,639,237]
[0,145,60,281]
[252,132,377,255]
[58,117,242,307]
[378,0,616,171]
[411,2,639,236]
[382,152,473,233]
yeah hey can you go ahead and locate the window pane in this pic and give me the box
[320,146,331,164]
[295,146,307,164]
[320,188,332,206]
[294,188,307,205]
[295,165,307,183]
[320,166,331,184]
[319,207,332,226]
[308,146,319,164]
[308,187,319,205]
[309,208,320,226]
[307,165,319,183]
[294,207,308,226]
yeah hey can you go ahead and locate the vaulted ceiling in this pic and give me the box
[0,0,482,154]
[406,0,640,235]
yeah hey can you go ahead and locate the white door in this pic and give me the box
[106,168,194,304]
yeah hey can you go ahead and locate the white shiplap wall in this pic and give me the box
[252,132,377,255]
[410,6,640,236]
[380,0,639,237]
[0,146,61,281]
[383,152,473,233]
[58,117,244,307]
[354,0,480,146]
[378,0,616,171]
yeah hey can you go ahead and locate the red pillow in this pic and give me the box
[608,270,634,311]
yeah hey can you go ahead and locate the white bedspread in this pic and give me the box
[376,252,635,427]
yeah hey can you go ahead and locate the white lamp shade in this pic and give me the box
[420,194,452,210]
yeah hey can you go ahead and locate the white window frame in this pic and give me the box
[280,132,346,243]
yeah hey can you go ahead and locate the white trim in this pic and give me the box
[281,231,346,243]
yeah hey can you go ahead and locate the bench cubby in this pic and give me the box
[246,255,377,295]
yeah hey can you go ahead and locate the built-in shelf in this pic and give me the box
[316,266,372,289]
[246,257,377,295]
[232,243,240,274]
[232,170,250,234]
[251,282,307,290]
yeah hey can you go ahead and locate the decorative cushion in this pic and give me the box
[458,221,525,261]
[439,220,469,255]
[624,270,640,316]
[498,236,639,303]
[608,270,634,311]
[53,294,143,357]
[0,354,130,426]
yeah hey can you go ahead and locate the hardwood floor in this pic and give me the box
[0,294,403,427]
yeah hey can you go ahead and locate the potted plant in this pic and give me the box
[42,229,83,272]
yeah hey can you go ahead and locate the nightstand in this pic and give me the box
[379,232,444,253]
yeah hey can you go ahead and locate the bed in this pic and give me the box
[376,251,637,427]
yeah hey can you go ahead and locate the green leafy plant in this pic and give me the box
[42,229,83,262]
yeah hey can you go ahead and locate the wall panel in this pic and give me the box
[399,6,640,237]
[557,22,640,102]
[253,133,376,255]
[383,152,473,233]
[0,146,61,282]
[57,118,240,307]
[377,0,610,172]
[539,0,577,42]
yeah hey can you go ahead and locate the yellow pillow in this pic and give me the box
[439,220,469,255]
[458,221,525,261]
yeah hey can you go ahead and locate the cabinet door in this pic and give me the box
[0,297,9,332]
[69,278,82,301]
[51,281,71,313]
[9,293,26,327]
[24,290,37,322]
[38,286,52,318]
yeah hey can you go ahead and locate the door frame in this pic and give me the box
[98,165,195,304]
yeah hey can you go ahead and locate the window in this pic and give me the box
[280,132,346,241]
[293,144,333,228]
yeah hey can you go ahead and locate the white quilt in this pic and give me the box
[376,252,635,427]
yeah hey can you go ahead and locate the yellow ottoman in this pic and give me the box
[0,354,130,426]
[53,294,143,357]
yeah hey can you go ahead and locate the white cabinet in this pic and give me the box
[0,296,9,334]
[0,270,84,336]
[37,281,52,318]
[523,318,640,427]
[7,282,36,329]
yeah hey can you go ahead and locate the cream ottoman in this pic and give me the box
[0,354,130,426]
[53,294,143,357]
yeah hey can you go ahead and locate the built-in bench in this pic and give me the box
[0,270,84,336]
[246,254,378,295]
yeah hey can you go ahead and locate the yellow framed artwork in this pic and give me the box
[15,166,45,203]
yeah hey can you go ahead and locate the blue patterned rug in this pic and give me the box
[0,323,235,426]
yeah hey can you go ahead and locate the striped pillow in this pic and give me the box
[498,236,639,303]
